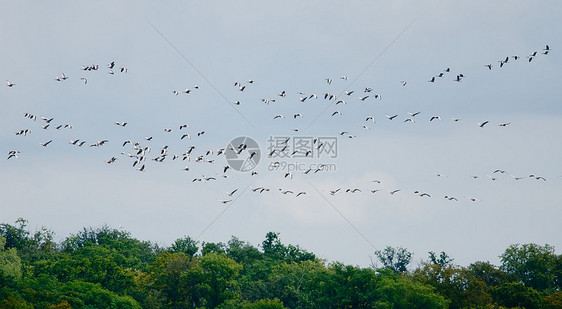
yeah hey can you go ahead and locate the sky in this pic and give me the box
[1,1,562,268]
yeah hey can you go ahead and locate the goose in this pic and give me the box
[179,124,189,130]
[7,150,20,160]
[278,90,286,97]
[90,140,109,147]
[390,189,401,195]
[6,80,15,87]
[41,140,53,147]
[173,90,180,95]
[364,87,373,92]
[409,111,421,117]
[345,90,354,96]
[114,122,127,127]
[293,113,302,119]
[361,125,369,130]
[346,188,361,193]
[529,174,546,181]
[373,94,382,100]
[400,80,407,86]
[77,141,86,147]
[70,139,80,145]
[478,121,489,127]
[336,100,346,105]
[42,117,54,123]
[385,114,397,120]
[279,189,294,194]
[299,96,307,102]
[467,197,479,202]
[414,191,430,197]
[329,188,341,195]
[108,61,115,69]
[365,116,375,122]
[181,133,191,140]
[332,111,342,116]
[437,72,444,77]
[273,114,285,119]
[544,45,550,51]
[219,200,232,204]
[444,196,458,201]
[485,64,493,70]
[239,85,246,91]
[197,131,205,136]
[444,67,451,72]
[42,124,50,130]
[370,189,381,193]
[454,75,462,82]
[404,118,415,123]
[430,116,441,122]
[251,171,259,175]
[120,67,128,73]
[340,76,348,80]
[451,118,461,122]
[106,157,117,164]
[325,78,332,84]
[499,122,511,127]
[227,189,238,196]
[358,96,369,101]
[137,165,145,172]
[296,191,307,197]
[338,131,348,135]
[428,77,435,83]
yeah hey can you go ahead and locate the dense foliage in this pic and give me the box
[1,219,561,308]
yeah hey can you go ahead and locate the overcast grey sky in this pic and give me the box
[1,1,561,267]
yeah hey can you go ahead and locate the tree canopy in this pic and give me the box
[1,218,561,308]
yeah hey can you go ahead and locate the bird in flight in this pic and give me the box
[478,121,489,127]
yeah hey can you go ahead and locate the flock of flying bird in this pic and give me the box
[4,44,554,207]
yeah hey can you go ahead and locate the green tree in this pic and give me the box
[500,243,558,291]
[414,254,492,309]
[170,236,199,257]
[375,271,449,309]
[0,235,22,286]
[373,246,412,273]
[143,252,193,308]
[490,282,542,309]
[196,253,242,308]
[467,261,510,287]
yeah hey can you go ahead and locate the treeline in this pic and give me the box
[0,218,561,308]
